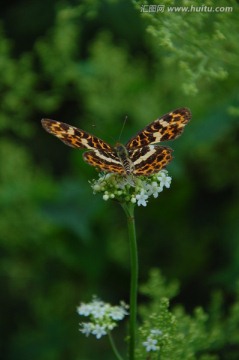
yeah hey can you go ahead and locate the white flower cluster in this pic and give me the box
[90,170,172,207]
[142,329,162,352]
[77,297,128,339]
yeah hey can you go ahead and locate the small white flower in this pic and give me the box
[143,337,160,352]
[109,306,128,320]
[92,183,102,191]
[77,303,92,316]
[103,193,109,201]
[90,300,107,319]
[107,322,116,330]
[157,171,172,188]
[135,190,148,207]
[79,322,93,337]
[92,324,107,339]
[131,197,137,204]
[146,181,163,198]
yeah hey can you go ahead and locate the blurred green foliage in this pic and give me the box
[138,270,239,360]
[135,0,238,95]
[1,0,239,359]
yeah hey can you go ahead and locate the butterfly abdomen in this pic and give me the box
[115,144,134,175]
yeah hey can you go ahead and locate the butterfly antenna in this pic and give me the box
[90,123,115,143]
[118,115,128,143]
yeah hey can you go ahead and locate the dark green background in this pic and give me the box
[1,0,239,359]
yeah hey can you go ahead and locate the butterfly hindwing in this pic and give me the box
[129,146,173,176]
[83,150,125,174]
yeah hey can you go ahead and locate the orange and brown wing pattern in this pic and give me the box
[42,108,190,176]
[83,150,124,174]
[129,146,173,175]
[126,108,191,150]
[41,119,113,152]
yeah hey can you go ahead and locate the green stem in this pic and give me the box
[121,202,138,360]
[108,332,124,360]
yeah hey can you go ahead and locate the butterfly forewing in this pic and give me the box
[126,108,191,150]
[41,119,113,151]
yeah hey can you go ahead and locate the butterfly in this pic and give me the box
[41,108,191,176]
